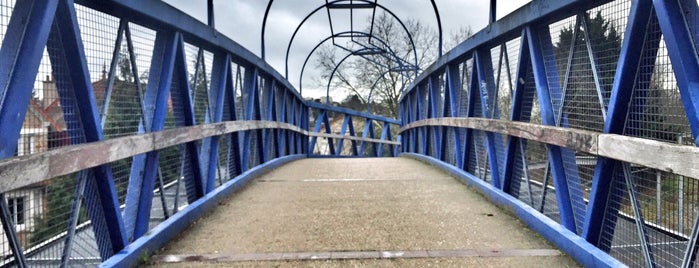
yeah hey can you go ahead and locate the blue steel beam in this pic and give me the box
[226,64,242,179]
[0,0,58,265]
[445,64,464,169]
[582,0,657,248]
[262,80,277,162]
[171,34,206,203]
[203,52,231,193]
[502,30,530,194]
[306,101,399,125]
[427,75,442,159]
[463,61,479,172]
[526,26,576,232]
[131,30,179,241]
[240,67,264,171]
[309,110,328,154]
[474,50,504,189]
[654,0,699,265]
[48,0,128,258]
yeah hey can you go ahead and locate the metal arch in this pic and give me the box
[429,0,443,56]
[298,30,414,93]
[262,0,443,61]
[275,0,419,79]
[366,69,394,112]
[324,47,378,104]
[261,0,274,60]
[325,47,411,105]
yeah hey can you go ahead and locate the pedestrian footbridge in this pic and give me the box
[0,0,698,267]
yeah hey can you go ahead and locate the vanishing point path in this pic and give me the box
[148,158,579,267]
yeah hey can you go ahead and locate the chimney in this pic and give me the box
[102,62,107,80]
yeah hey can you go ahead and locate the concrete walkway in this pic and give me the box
[148,158,579,267]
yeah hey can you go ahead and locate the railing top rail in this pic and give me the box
[399,0,611,102]
[306,101,401,125]
[77,0,302,100]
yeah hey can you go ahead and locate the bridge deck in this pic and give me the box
[148,158,578,267]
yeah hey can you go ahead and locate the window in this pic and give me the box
[7,197,25,225]
[17,135,35,156]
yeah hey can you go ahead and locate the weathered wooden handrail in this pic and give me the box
[0,120,399,193]
[400,117,699,180]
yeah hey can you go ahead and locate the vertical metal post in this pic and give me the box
[656,171,661,224]
[489,0,496,24]
[207,0,215,28]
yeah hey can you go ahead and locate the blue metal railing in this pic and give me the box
[1,0,698,267]
[0,0,397,267]
[399,0,699,267]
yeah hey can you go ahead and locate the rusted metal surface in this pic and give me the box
[151,248,562,263]
[400,117,699,179]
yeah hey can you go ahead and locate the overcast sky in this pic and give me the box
[162,0,530,99]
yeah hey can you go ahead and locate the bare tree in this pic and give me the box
[314,12,444,117]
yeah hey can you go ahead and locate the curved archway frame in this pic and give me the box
[298,30,416,94]
[260,0,443,79]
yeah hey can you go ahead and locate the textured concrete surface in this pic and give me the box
[148,158,579,267]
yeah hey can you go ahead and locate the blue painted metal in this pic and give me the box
[240,67,261,171]
[655,0,699,145]
[462,62,478,172]
[474,50,503,189]
[403,153,624,268]
[654,1,699,265]
[172,34,206,203]
[76,0,302,101]
[309,110,327,153]
[0,0,58,265]
[204,52,231,193]
[427,75,440,159]
[582,0,657,247]
[445,64,464,169]
[4,0,699,267]
[100,155,306,268]
[336,115,351,155]
[48,0,128,257]
[262,80,277,162]
[99,20,126,128]
[306,101,399,125]
[226,64,243,180]
[526,26,576,232]
[501,30,529,194]
[400,0,611,103]
[131,30,179,241]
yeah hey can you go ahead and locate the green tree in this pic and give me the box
[554,12,621,132]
